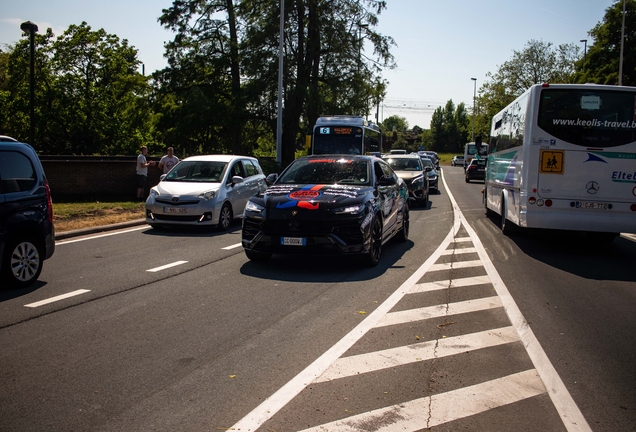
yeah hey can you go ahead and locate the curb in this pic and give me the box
[55,219,147,240]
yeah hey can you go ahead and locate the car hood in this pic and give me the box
[155,181,221,197]
[394,171,424,181]
[257,184,372,210]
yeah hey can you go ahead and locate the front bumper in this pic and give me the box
[242,213,371,256]
[145,197,219,226]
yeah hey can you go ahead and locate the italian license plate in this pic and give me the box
[163,207,188,214]
[281,237,306,246]
[575,201,608,210]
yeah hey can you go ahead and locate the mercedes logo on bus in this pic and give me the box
[586,181,599,194]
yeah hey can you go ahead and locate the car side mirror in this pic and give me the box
[266,173,278,185]
[229,175,244,185]
[378,175,397,186]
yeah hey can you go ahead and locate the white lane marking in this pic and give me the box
[315,326,519,383]
[230,169,590,432]
[428,259,482,271]
[454,236,471,242]
[441,246,477,255]
[25,289,91,308]
[230,215,461,431]
[300,369,545,432]
[222,243,243,250]
[376,296,502,328]
[55,226,148,245]
[146,261,189,272]
[410,275,492,293]
[622,233,636,242]
[444,172,591,432]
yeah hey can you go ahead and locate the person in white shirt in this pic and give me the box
[158,147,180,175]
[136,146,155,200]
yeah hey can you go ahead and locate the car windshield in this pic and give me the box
[420,158,434,169]
[383,157,422,171]
[278,158,370,185]
[164,161,227,182]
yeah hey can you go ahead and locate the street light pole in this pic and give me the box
[471,78,477,142]
[358,23,368,118]
[619,0,626,86]
[276,0,284,166]
[580,39,587,71]
[20,21,38,146]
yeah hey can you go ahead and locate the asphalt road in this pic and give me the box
[1,167,634,432]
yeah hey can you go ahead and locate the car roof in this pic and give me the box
[0,135,19,142]
[181,154,257,163]
[300,154,376,161]
[381,154,420,159]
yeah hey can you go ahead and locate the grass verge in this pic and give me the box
[54,200,145,233]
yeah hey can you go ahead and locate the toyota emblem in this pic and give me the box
[586,181,599,194]
[172,197,180,203]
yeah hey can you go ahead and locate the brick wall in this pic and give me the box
[40,156,163,201]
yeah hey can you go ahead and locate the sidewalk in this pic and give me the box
[55,219,147,241]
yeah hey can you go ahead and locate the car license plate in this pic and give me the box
[163,207,188,214]
[281,237,306,246]
[575,201,608,210]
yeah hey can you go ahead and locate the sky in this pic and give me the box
[1,0,615,129]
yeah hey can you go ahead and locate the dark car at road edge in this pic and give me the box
[1,141,55,288]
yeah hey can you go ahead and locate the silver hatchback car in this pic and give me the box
[145,155,267,230]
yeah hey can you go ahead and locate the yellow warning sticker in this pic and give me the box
[540,150,564,174]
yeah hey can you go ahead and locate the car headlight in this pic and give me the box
[198,190,217,201]
[333,203,365,215]
[245,200,265,213]
[149,188,160,197]
[411,174,424,185]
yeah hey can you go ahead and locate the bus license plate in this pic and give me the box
[281,237,306,246]
[163,207,188,214]
[575,201,608,210]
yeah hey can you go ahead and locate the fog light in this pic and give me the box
[545,199,553,207]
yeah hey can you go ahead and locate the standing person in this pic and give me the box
[136,146,155,200]
[158,146,179,175]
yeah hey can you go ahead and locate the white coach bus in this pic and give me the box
[484,83,636,241]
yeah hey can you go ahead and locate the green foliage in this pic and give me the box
[429,100,468,153]
[0,23,152,154]
[475,39,581,142]
[578,0,636,86]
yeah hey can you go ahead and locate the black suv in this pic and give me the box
[242,155,409,266]
[0,142,55,288]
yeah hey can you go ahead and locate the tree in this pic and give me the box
[157,0,396,165]
[0,23,152,155]
[579,0,636,85]
[429,100,468,153]
[475,39,580,141]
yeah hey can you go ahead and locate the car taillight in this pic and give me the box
[631,203,636,211]
[44,178,54,223]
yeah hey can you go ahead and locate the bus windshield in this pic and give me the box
[313,127,363,155]
[538,88,636,147]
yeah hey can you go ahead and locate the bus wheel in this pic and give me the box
[500,199,514,235]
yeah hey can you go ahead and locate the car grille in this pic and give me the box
[155,197,200,205]
[244,217,364,245]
